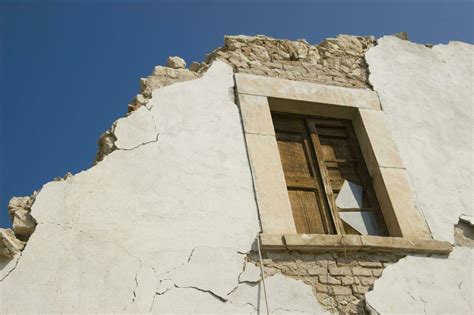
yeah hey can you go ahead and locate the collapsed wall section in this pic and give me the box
[205,34,375,89]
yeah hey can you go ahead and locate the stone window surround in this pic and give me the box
[235,73,452,254]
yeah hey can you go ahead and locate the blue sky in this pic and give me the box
[0,0,473,227]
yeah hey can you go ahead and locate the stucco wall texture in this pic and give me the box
[0,34,472,314]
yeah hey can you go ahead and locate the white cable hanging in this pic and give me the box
[257,234,270,315]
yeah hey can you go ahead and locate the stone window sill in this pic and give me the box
[260,234,452,255]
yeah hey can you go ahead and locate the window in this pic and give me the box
[273,113,387,236]
[235,73,451,254]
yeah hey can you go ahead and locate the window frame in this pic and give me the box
[235,73,452,254]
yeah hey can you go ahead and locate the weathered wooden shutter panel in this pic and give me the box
[272,114,334,234]
[272,113,388,236]
[307,118,388,236]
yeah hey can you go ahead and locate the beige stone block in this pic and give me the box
[245,133,297,234]
[285,234,342,251]
[235,73,381,110]
[0,228,25,258]
[341,235,362,249]
[353,109,404,176]
[319,274,341,285]
[341,276,355,285]
[351,267,372,277]
[307,266,327,275]
[359,235,452,254]
[166,56,186,69]
[237,94,274,136]
[329,266,351,276]
[373,167,431,239]
[8,196,33,217]
[12,210,36,236]
[332,285,353,295]
[259,234,286,250]
[315,284,330,293]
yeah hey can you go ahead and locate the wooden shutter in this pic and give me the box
[272,113,388,236]
[272,114,335,234]
[306,118,388,236]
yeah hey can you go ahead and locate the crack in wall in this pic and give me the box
[0,252,22,282]
[116,133,160,152]
[249,250,403,314]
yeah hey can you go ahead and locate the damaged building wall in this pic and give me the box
[0,34,472,314]
[0,61,327,314]
[364,36,473,313]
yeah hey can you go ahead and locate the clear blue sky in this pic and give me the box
[0,0,472,227]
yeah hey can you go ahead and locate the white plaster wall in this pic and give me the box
[0,61,327,314]
[366,247,473,314]
[365,36,473,314]
[366,36,473,243]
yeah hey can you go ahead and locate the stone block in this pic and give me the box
[12,210,36,236]
[307,266,327,276]
[341,235,363,249]
[246,133,297,234]
[167,56,186,69]
[292,268,308,276]
[351,266,372,277]
[315,284,330,293]
[259,234,286,250]
[234,73,381,110]
[353,109,404,177]
[332,285,352,295]
[372,167,431,239]
[285,234,342,251]
[319,274,341,285]
[372,269,383,277]
[237,94,275,136]
[329,265,351,276]
[8,196,33,216]
[341,276,356,286]
[189,62,202,72]
[360,235,452,254]
[0,229,25,258]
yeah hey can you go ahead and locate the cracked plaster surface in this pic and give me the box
[366,36,474,244]
[365,36,474,314]
[366,247,473,314]
[229,273,328,314]
[113,105,158,150]
[0,61,324,313]
[239,262,261,283]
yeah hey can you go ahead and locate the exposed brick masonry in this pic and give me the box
[205,34,376,89]
[249,250,403,314]
[127,34,376,113]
